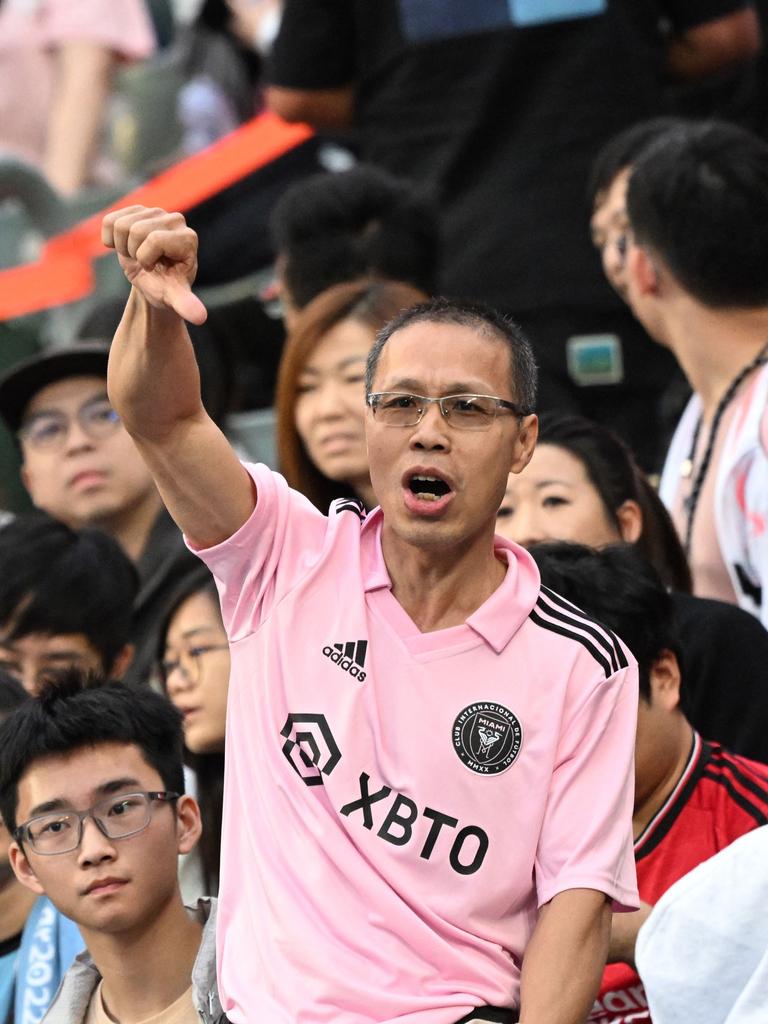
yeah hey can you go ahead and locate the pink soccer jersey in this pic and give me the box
[192,464,639,1024]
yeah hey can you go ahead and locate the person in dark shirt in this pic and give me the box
[0,343,203,686]
[267,0,759,471]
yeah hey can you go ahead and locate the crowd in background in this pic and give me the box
[1,2,768,1023]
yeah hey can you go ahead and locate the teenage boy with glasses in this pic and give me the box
[0,671,224,1024]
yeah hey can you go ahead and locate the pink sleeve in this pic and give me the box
[535,662,639,913]
[42,0,156,61]
[188,463,329,642]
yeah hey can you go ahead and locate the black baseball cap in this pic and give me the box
[0,342,110,433]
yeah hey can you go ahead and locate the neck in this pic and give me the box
[664,302,768,420]
[0,874,37,942]
[94,489,163,563]
[383,523,505,632]
[633,719,694,839]
[352,477,377,511]
[83,893,201,1024]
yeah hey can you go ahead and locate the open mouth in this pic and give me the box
[407,474,452,502]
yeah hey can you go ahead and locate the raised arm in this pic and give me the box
[103,206,256,549]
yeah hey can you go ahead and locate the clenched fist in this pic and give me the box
[102,206,208,325]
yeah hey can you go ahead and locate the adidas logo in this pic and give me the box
[322,640,367,682]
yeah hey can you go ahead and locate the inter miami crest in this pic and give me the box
[453,702,522,776]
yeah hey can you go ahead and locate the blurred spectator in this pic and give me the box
[497,415,768,762]
[0,343,203,686]
[270,164,439,329]
[636,825,768,1024]
[624,120,768,622]
[0,671,222,1023]
[161,573,228,896]
[0,513,138,693]
[0,672,84,1023]
[275,278,426,511]
[267,1,760,472]
[0,0,156,195]
[531,542,768,1024]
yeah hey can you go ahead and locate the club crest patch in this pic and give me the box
[453,702,523,776]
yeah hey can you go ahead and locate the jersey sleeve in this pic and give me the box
[535,661,639,912]
[268,0,357,90]
[188,462,329,642]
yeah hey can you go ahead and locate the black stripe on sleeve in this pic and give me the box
[529,608,613,679]
[701,770,768,828]
[706,750,768,809]
[540,587,628,669]
[537,592,623,673]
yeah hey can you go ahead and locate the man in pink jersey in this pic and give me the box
[101,204,639,1024]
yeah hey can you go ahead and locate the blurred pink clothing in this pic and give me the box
[0,0,156,171]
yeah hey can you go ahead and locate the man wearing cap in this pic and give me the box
[0,343,203,686]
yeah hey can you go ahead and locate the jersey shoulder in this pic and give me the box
[527,585,630,680]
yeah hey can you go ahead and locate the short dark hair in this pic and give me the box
[538,415,692,593]
[587,117,683,208]
[530,542,680,702]
[271,164,439,309]
[627,119,768,307]
[0,671,28,725]
[365,297,538,412]
[0,514,139,672]
[0,669,185,833]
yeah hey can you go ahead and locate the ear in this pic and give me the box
[616,499,643,544]
[648,649,682,712]
[509,414,538,475]
[626,244,659,299]
[175,795,203,856]
[9,841,46,897]
[108,644,134,680]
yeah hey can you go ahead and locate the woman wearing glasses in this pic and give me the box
[275,278,427,512]
[161,573,230,897]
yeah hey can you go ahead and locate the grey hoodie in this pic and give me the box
[42,899,226,1024]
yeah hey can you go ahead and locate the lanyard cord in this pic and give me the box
[683,343,768,557]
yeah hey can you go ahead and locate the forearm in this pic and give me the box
[45,41,113,195]
[607,903,652,970]
[519,889,611,1024]
[108,288,254,548]
[109,288,204,441]
[665,10,761,80]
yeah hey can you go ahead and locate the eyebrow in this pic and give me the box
[299,356,368,376]
[27,776,144,818]
[381,378,499,395]
[535,479,575,489]
[22,391,110,423]
[176,626,221,642]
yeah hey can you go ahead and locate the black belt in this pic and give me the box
[455,1009,519,1024]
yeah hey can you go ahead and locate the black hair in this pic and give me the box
[537,415,692,593]
[0,671,28,724]
[0,669,185,833]
[587,117,684,208]
[158,572,223,895]
[530,542,681,703]
[627,119,768,307]
[270,164,439,309]
[365,297,538,413]
[0,513,139,672]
